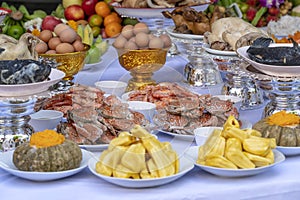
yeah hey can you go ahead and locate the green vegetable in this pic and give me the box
[1,2,10,9]
[122,17,139,26]
[251,7,267,26]
[239,3,249,13]
[18,4,30,19]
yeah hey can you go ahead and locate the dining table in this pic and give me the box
[1,39,300,200]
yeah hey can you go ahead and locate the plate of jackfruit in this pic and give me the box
[88,125,194,188]
[184,116,285,177]
[185,146,285,178]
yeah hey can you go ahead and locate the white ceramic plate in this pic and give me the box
[88,155,194,188]
[165,26,204,40]
[236,44,300,76]
[113,3,210,18]
[0,149,92,181]
[159,119,252,140]
[0,69,65,97]
[79,144,109,151]
[276,146,300,156]
[202,43,237,56]
[185,146,285,177]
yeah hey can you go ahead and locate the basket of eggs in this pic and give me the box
[112,22,173,92]
[36,23,89,82]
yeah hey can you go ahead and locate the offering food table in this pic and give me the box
[1,40,300,200]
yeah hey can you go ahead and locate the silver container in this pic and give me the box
[184,55,223,87]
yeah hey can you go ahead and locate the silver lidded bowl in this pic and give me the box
[184,55,223,87]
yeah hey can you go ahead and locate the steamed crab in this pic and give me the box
[153,94,238,135]
[44,86,150,145]
[128,83,239,135]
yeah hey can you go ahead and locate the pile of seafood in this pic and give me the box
[162,6,230,35]
[36,84,150,145]
[204,17,270,51]
[113,0,207,8]
[246,37,300,66]
[127,82,239,135]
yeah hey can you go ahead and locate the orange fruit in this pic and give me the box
[95,2,111,18]
[104,13,121,27]
[105,22,122,38]
[88,14,103,27]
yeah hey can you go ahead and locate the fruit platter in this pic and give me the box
[1,0,300,199]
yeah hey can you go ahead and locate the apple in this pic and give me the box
[41,16,63,31]
[81,0,98,16]
[62,0,83,9]
[64,5,85,21]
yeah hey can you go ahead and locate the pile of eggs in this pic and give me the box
[35,23,85,54]
[113,22,172,50]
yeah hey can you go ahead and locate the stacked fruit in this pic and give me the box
[63,0,128,38]
[0,2,46,39]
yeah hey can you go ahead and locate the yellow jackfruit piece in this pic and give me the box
[140,166,152,179]
[223,115,240,131]
[98,146,127,171]
[225,149,255,169]
[201,129,223,156]
[243,151,272,167]
[222,127,250,141]
[265,149,275,164]
[204,155,238,169]
[108,132,136,150]
[120,143,146,173]
[197,146,205,164]
[226,137,242,152]
[243,129,262,137]
[141,136,178,177]
[146,158,160,178]
[206,135,226,157]
[243,136,272,156]
[131,125,151,138]
[95,161,113,176]
[113,164,140,179]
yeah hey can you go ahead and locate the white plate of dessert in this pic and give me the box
[0,149,93,181]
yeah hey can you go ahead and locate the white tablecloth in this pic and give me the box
[1,44,299,200]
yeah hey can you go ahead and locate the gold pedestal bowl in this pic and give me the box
[117,48,168,92]
[39,46,89,90]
